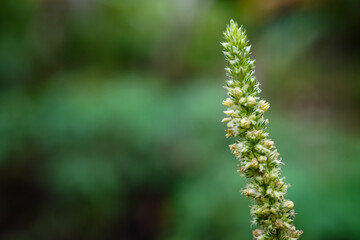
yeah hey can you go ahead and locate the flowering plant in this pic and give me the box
[221,20,302,239]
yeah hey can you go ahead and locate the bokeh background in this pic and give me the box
[1,0,360,239]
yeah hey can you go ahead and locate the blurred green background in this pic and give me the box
[1,0,360,239]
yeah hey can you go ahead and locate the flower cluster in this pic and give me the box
[221,20,302,239]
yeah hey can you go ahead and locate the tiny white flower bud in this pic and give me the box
[292,229,303,238]
[255,176,263,184]
[233,87,243,98]
[237,168,245,173]
[264,140,274,148]
[266,188,273,196]
[284,200,294,209]
[229,143,237,150]
[275,219,285,229]
[244,188,256,197]
[231,111,240,118]
[240,118,250,128]
[237,163,245,173]
[247,96,257,107]
[225,129,234,138]
[258,156,266,162]
[259,100,270,112]
[267,150,280,160]
[226,79,233,86]
[261,132,268,138]
[227,121,234,128]
[253,229,262,238]
[251,158,259,168]
[223,51,231,58]
[224,110,234,116]
[229,59,237,65]
[259,164,265,172]
[222,98,234,107]
[249,114,257,121]
[220,42,229,48]
[261,207,270,215]
[263,173,270,184]
[273,191,283,198]
[221,117,231,123]
[276,181,285,188]
[239,97,247,105]
[255,144,270,154]
[239,67,246,74]
[270,171,279,179]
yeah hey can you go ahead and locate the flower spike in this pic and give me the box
[221,19,302,239]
